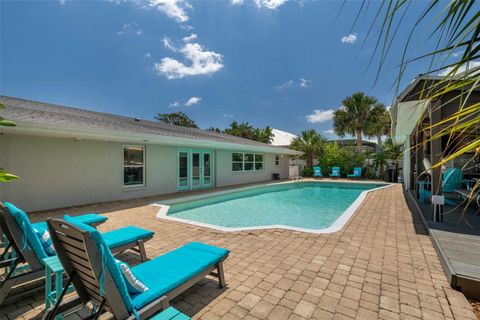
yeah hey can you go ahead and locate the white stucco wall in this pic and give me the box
[0,134,179,211]
[215,150,289,187]
[0,134,290,211]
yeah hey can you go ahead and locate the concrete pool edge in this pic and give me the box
[152,180,394,234]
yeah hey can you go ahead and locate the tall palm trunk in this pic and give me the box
[306,154,313,169]
[355,129,363,153]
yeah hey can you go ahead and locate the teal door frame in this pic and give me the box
[177,149,214,191]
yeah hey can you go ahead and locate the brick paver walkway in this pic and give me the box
[1,184,477,319]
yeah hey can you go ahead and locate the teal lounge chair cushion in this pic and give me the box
[330,167,340,176]
[4,202,48,262]
[32,214,107,233]
[348,167,362,177]
[151,307,190,320]
[62,216,134,312]
[313,166,323,177]
[131,242,229,310]
[102,226,154,249]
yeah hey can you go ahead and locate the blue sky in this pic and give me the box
[0,0,452,138]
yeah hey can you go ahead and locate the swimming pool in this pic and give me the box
[156,181,390,233]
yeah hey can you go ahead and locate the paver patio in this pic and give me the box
[1,184,477,319]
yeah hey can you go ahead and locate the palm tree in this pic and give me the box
[366,107,391,146]
[224,121,254,139]
[290,129,325,169]
[333,92,385,153]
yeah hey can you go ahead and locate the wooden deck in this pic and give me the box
[407,190,480,300]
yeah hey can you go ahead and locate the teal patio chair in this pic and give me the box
[347,167,362,179]
[329,167,341,178]
[417,168,464,206]
[0,202,154,305]
[313,166,323,178]
[44,217,229,320]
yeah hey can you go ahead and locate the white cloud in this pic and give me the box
[147,0,192,23]
[341,33,357,44]
[145,52,152,59]
[185,96,202,106]
[170,96,202,107]
[59,0,66,5]
[255,0,288,9]
[118,22,142,35]
[275,80,293,90]
[182,33,197,42]
[324,129,334,134]
[306,109,334,123]
[162,37,176,51]
[451,51,464,58]
[231,0,244,5]
[300,78,311,88]
[155,42,224,79]
[275,78,311,89]
[180,24,194,31]
[437,61,480,76]
[223,113,234,118]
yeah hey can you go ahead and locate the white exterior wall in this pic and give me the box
[215,150,289,187]
[0,134,290,211]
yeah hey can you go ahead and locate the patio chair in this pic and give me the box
[417,168,464,206]
[329,167,341,178]
[44,217,229,320]
[347,167,362,179]
[313,166,323,178]
[0,202,154,305]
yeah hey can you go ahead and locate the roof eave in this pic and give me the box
[1,121,302,155]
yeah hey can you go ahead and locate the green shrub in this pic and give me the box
[303,167,313,177]
[318,142,365,177]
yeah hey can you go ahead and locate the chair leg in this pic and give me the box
[216,261,226,288]
[138,240,147,262]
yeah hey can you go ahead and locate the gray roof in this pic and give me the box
[0,96,297,152]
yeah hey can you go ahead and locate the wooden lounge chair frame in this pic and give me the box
[45,218,227,320]
[0,202,151,305]
[0,203,45,305]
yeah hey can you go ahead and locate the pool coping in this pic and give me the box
[152,180,394,234]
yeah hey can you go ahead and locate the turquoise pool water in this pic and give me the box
[167,182,387,230]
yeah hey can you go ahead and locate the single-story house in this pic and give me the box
[0,96,301,212]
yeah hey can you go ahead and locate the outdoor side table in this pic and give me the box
[43,256,69,320]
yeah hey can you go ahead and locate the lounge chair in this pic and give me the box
[347,167,362,179]
[329,167,341,178]
[0,202,154,305]
[313,166,323,178]
[44,217,229,320]
[417,168,464,205]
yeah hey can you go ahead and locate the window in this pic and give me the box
[123,146,145,187]
[232,152,264,172]
[275,155,280,166]
[232,153,244,171]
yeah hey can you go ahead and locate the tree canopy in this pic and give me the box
[333,92,387,153]
[154,111,198,128]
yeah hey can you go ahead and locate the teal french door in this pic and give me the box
[178,149,213,191]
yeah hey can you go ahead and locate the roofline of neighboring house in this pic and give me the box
[0,98,302,155]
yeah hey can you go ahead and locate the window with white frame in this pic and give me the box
[232,152,264,172]
[275,155,280,166]
[123,146,145,186]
